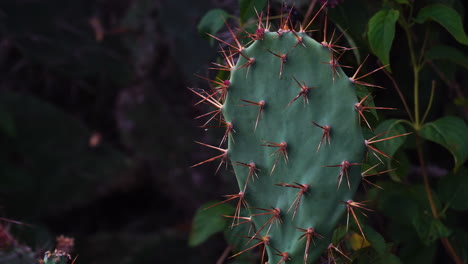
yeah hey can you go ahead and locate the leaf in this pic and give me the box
[420,116,468,170]
[349,232,371,251]
[239,0,267,24]
[395,0,410,4]
[412,215,452,246]
[438,168,468,211]
[332,225,348,244]
[362,225,386,255]
[425,45,468,71]
[367,9,399,67]
[387,150,410,182]
[416,4,468,45]
[189,201,234,247]
[197,9,229,39]
[451,228,468,262]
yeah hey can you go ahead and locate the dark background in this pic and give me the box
[0,0,236,263]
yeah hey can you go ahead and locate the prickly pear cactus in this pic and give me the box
[192,6,400,264]
[225,32,366,264]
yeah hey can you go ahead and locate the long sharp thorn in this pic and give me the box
[297,227,323,264]
[229,236,270,260]
[325,161,360,189]
[350,56,389,88]
[235,161,259,192]
[191,142,227,174]
[354,64,390,81]
[312,121,331,151]
[351,55,369,80]
[367,132,413,144]
[275,182,309,220]
[302,1,328,33]
[342,200,373,240]
[205,192,247,227]
[239,99,265,131]
[328,243,351,263]
[247,208,281,244]
[261,141,288,175]
[207,33,240,52]
[287,76,314,107]
[266,48,287,78]
[365,132,412,161]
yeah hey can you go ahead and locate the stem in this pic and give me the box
[416,135,438,218]
[404,25,421,127]
[421,81,435,124]
[216,245,233,264]
[416,134,463,264]
[381,65,414,122]
[402,13,463,263]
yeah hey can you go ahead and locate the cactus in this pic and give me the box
[192,5,407,264]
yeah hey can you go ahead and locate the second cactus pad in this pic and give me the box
[222,31,366,263]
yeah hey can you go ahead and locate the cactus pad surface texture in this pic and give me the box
[191,6,396,264]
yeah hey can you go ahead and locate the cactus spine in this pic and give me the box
[193,5,404,264]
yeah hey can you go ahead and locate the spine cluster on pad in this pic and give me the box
[192,6,407,264]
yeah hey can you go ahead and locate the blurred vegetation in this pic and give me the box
[0,0,238,263]
[0,0,468,263]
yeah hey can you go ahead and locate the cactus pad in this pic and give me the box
[191,7,401,263]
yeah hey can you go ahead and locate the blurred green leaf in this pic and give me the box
[420,116,468,170]
[367,9,399,67]
[362,225,386,255]
[425,45,468,71]
[416,4,468,45]
[402,243,437,264]
[332,225,348,244]
[412,215,451,245]
[371,182,448,245]
[395,0,410,4]
[189,201,234,247]
[371,182,442,223]
[387,150,411,182]
[438,168,468,211]
[239,0,267,24]
[198,9,229,40]
[452,228,468,262]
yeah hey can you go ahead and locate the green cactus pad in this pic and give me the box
[222,31,366,263]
